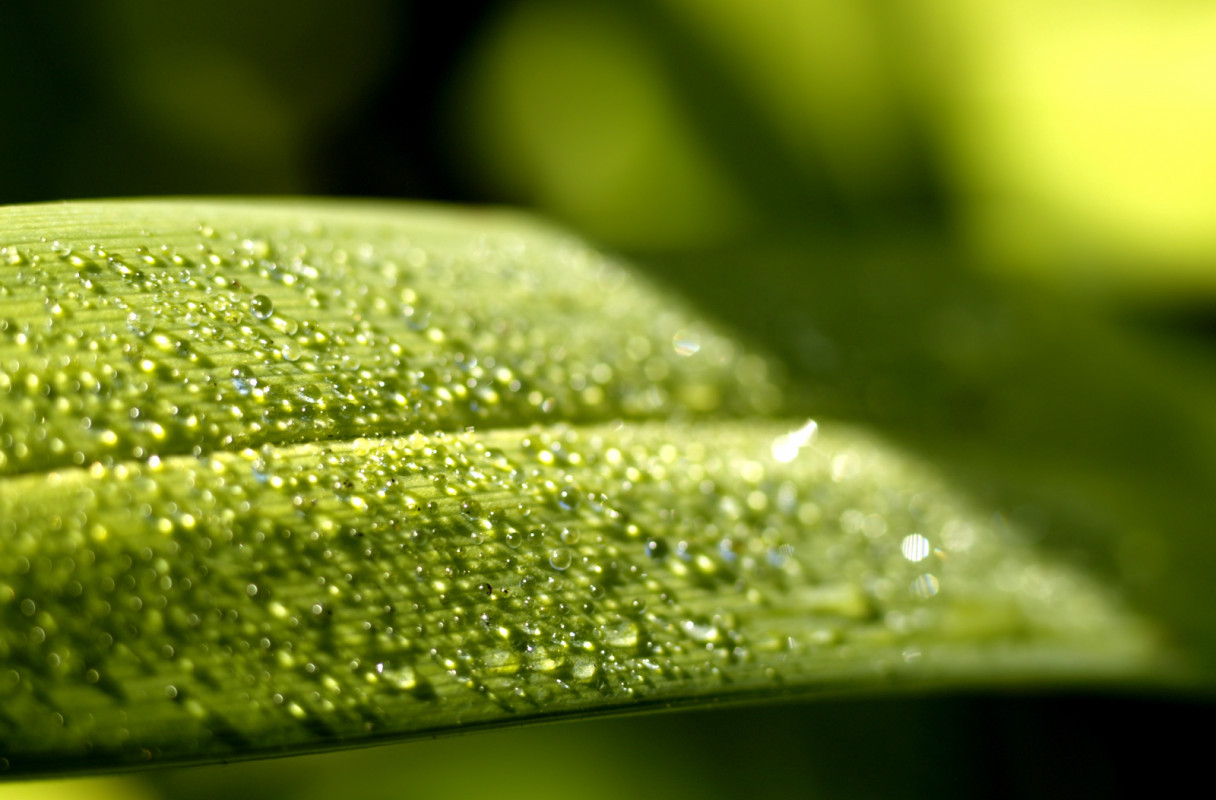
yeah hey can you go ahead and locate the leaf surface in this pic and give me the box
[0,200,1188,777]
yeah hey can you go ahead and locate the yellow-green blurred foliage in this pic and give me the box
[931,1,1216,289]
[6,0,1213,292]
[454,2,754,249]
[454,0,1216,292]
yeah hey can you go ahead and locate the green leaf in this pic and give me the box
[0,200,1193,778]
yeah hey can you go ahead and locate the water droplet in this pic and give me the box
[250,294,275,320]
[900,534,931,562]
[231,368,256,396]
[549,548,572,570]
[672,328,702,356]
[557,486,582,511]
[910,573,940,598]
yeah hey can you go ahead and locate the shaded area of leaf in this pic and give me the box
[643,231,1216,675]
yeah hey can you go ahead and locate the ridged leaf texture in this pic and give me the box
[0,200,1185,777]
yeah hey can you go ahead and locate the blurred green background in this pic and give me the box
[10,0,1216,284]
[4,0,1216,796]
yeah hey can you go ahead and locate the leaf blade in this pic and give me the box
[0,199,779,478]
[0,200,1190,777]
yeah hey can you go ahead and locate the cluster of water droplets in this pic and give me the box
[0,206,1124,770]
[0,408,1082,767]
[0,220,780,480]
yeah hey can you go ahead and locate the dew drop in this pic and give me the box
[900,534,931,562]
[672,328,702,356]
[645,538,668,559]
[910,573,940,598]
[557,486,582,511]
[549,548,572,570]
[250,294,275,320]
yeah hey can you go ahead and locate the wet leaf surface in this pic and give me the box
[0,200,1189,777]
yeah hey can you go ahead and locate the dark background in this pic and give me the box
[3,1,1214,797]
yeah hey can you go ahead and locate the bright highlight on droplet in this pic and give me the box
[771,419,819,463]
[900,533,931,562]
[910,573,940,598]
[672,328,701,356]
